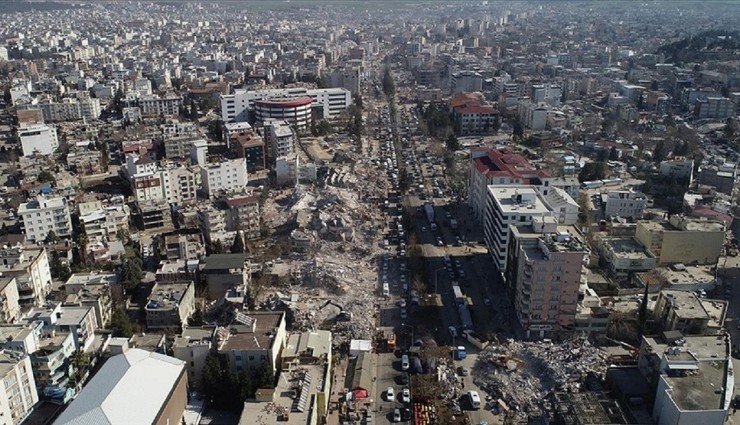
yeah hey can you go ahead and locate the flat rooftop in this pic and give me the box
[146,282,192,311]
[664,360,727,411]
[660,290,709,320]
[220,312,284,352]
[488,186,551,214]
[601,237,654,259]
[239,364,327,425]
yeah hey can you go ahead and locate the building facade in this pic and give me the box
[18,196,72,242]
[18,124,59,157]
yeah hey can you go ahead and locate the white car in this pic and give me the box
[401,387,411,403]
[386,387,395,401]
[392,408,401,422]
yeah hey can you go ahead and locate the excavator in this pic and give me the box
[320,299,353,321]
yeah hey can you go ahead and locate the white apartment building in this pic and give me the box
[161,120,198,138]
[518,100,548,130]
[531,84,562,105]
[330,67,361,95]
[131,165,199,205]
[220,87,352,123]
[18,195,72,242]
[200,158,248,198]
[18,124,59,157]
[483,186,556,272]
[603,190,648,219]
[0,353,39,424]
[39,97,100,122]
[0,247,52,307]
[263,119,296,158]
[139,94,181,117]
[197,204,233,244]
[124,152,157,180]
[80,205,131,242]
[694,96,734,119]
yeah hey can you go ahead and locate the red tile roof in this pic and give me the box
[226,196,259,207]
[473,148,551,180]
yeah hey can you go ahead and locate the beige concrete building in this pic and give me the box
[508,218,587,338]
[145,282,195,330]
[635,216,724,265]
[595,236,657,277]
[172,326,216,390]
[0,277,21,324]
[652,290,726,335]
[0,352,39,424]
[217,311,286,376]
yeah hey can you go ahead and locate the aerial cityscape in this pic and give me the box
[0,1,739,424]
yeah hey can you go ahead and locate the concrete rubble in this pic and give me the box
[473,337,609,419]
[259,156,392,347]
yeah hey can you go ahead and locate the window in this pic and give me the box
[249,355,255,361]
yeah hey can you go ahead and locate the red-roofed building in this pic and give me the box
[449,94,498,135]
[468,148,552,222]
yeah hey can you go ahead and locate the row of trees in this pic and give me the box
[202,354,276,411]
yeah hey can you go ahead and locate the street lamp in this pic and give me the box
[434,267,445,294]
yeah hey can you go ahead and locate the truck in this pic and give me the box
[424,202,435,224]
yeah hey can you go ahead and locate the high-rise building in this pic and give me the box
[483,186,556,272]
[507,218,587,339]
[220,87,351,123]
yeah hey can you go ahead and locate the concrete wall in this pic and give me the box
[659,230,723,265]
[154,368,188,425]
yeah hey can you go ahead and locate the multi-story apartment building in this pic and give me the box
[507,219,587,339]
[449,70,483,94]
[18,195,72,242]
[164,136,205,160]
[635,216,725,265]
[131,165,199,206]
[0,352,39,424]
[173,326,216,389]
[197,204,233,245]
[483,186,556,272]
[64,273,118,327]
[468,148,552,223]
[164,233,205,261]
[145,282,195,330]
[330,66,361,95]
[694,96,734,119]
[200,158,248,198]
[18,124,59,157]
[30,331,75,400]
[38,97,100,122]
[220,87,351,123]
[80,204,130,242]
[225,195,261,240]
[66,147,103,176]
[263,119,296,159]
[139,94,181,117]
[603,190,648,219]
[25,304,97,351]
[0,277,21,324]
[518,99,549,130]
[217,311,287,376]
[0,246,52,307]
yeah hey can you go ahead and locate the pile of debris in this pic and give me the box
[474,337,609,417]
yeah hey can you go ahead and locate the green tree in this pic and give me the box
[212,239,225,254]
[110,308,135,338]
[246,287,257,311]
[597,149,609,162]
[445,134,460,151]
[49,250,71,281]
[37,170,56,184]
[45,230,60,244]
[382,67,395,98]
[608,147,619,161]
[121,259,143,293]
[316,120,333,136]
[254,360,275,389]
[653,140,667,163]
[512,120,524,138]
[230,232,245,254]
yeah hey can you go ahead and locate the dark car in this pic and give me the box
[397,374,409,385]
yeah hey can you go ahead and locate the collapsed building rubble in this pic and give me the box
[474,337,610,419]
[258,158,392,347]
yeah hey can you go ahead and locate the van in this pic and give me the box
[401,355,409,371]
[382,283,390,297]
[468,391,481,409]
